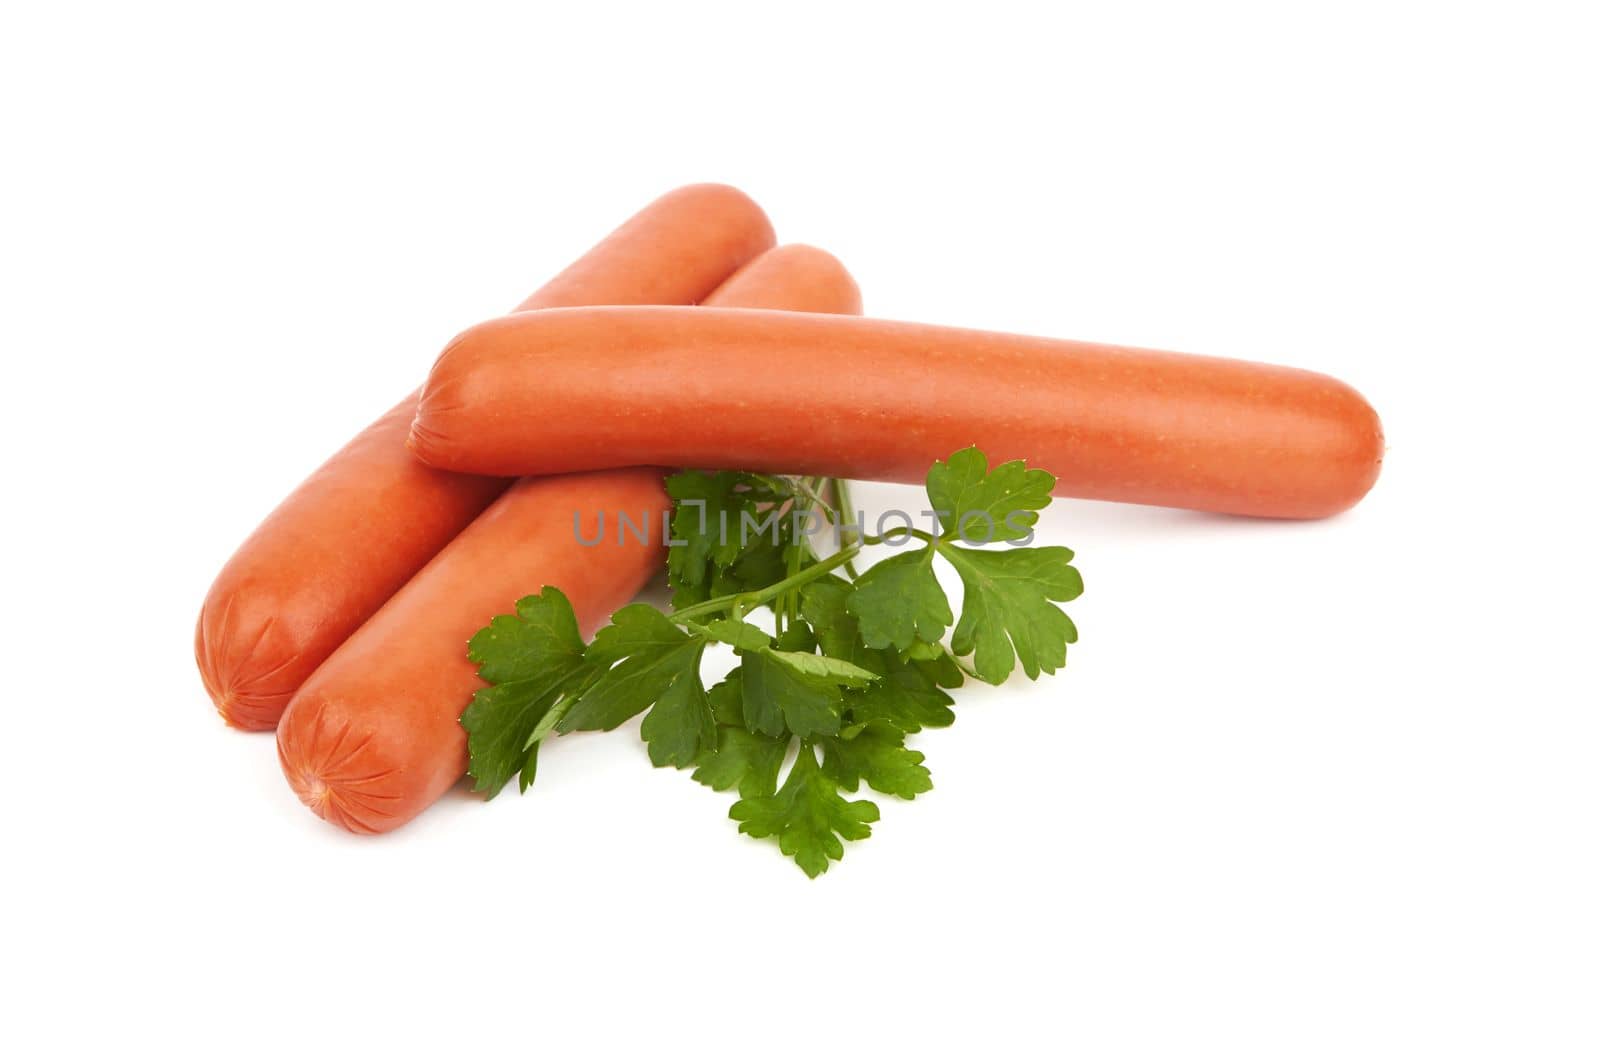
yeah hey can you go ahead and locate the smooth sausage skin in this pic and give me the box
[278,244,864,833]
[701,243,862,316]
[196,185,775,730]
[412,308,1383,519]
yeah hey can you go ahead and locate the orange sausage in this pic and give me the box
[196,185,775,730]
[277,245,863,833]
[412,308,1383,519]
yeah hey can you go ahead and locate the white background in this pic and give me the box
[3,2,1596,1043]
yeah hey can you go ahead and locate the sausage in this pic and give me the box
[277,245,864,833]
[411,307,1383,519]
[196,185,775,730]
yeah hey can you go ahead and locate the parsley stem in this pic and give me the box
[834,478,862,580]
[668,545,862,623]
[793,477,836,520]
[861,526,940,546]
[665,523,946,625]
[784,474,842,631]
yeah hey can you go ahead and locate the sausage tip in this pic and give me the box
[195,601,300,731]
[213,689,285,732]
[276,702,400,835]
[1318,379,1385,517]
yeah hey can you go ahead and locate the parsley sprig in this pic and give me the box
[461,447,1084,876]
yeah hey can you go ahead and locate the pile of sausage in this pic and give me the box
[196,184,1384,834]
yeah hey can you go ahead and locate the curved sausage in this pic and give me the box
[412,307,1383,519]
[277,244,864,832]
[197,185,775,729]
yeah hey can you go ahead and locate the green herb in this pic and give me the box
[943,545,1082,683]
[729,745,879,878]
[461,448,1084,876]
[558,604,714,768]
[460,587,588,798]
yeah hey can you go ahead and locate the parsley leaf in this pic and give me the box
[715,533,807,603]
[846,547,953,653]
[764,648,879,688]
[845,649,958,734]
[773,620,816,653]
[939,545,1084,683]
[739,648,848,739]
[821,722,932,800]
[901,639,952,661]
[694,672,790,798]
[639,652,717,768]
[460,680,562,798]
[664,471,751,608]
[666,470,798,610]
[799,575,859,659]
[694,618,773,652]
[558,604,716,767]
[461,588,589,798]
[730,745,879,878]
[926,446,1054,543]
[805,574,958,735]
[692,724,788,799]
[706,671,744,725]
[468,586,586,686]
